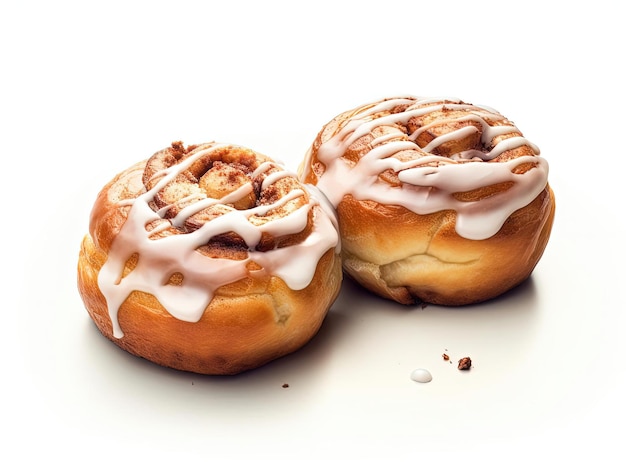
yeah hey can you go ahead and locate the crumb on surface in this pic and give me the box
[282,383,289,388]
[442,353,450,361]
[458,357,472,370]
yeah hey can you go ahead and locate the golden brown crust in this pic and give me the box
[337,186,554,305]
[78,142,342,374]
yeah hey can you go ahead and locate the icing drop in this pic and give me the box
[410,368,433,383]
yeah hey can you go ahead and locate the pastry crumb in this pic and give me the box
[282,383,289,388]
[458,357,472,370]
[442,353,450,361]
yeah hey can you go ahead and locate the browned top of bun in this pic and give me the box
[300,96,550,241]
[85,141,341,339]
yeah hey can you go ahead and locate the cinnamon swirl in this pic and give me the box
[78,141,342,374]
[299,96,555,305]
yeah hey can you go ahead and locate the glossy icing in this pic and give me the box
[410,368,433,383]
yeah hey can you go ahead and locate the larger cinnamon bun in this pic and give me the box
[78,141,342,375]
[299,96,555,306]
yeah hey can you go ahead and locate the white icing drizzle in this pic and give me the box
[307,96,549,240]
[97,143,340,339]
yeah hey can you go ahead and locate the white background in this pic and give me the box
[2,1,624,472]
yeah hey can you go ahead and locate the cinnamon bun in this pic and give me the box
[78,141,342,375]
[299,96,555,305]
